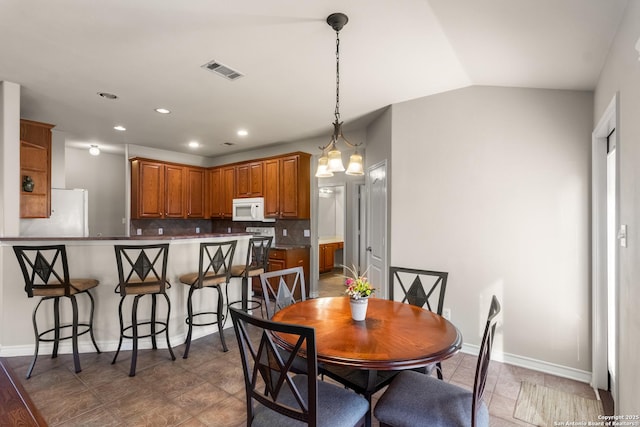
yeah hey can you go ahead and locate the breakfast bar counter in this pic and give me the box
[0,234,253,358]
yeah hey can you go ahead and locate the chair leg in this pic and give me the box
[129,295,141,377]
[27,299,44,379]
[163,293,176,361]
[52,297,60,358]
[150,294,158,350]
[112,297,125,365]
[69,295,81,374]
[216,285,228,352]
[183,286,196,359]
[241,277,248,311]
[86,290,101,353]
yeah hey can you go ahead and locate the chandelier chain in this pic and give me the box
[335,30,340,123]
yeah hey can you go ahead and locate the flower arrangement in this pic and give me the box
[343,264,375,300]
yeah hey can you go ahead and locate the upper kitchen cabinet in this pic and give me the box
[208,165,235,219]
[264,153,310,219]
[130,158,186,219]
[20,119,54,218]
[185,167,206,218]
[235,161,263,198]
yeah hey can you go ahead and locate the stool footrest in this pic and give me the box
[121,321,169,340]
[185,311,224,328]
[37,323,93,342]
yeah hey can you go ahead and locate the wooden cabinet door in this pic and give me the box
[137,160,165,218]
[165,164,185,218]
[186,167,205,218]
[279,155,300,218]
[20,119,53,218]
[263,158,280,217]
[209,167,222,218]
[236,161,264,198]
[221,166,235,218]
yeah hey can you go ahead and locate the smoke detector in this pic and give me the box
[201,60,244,81]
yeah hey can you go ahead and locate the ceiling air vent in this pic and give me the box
[201,60,244,81]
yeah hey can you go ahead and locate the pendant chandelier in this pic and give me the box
[316,13,364,178]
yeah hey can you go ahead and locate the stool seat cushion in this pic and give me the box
[119,278,164,296]
[230,265,264,278]
[33,278,99,297]
[179,271,228,287]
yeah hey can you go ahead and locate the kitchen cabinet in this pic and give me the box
[264,153,311,219]
[185,167,206,218]
[208,165,235,219]
[252,246,310,299]
[20,119,54,218]
[235,161,263,198]
[319,241,344,273]
[130,158,186,219]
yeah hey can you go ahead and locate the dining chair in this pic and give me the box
[112,243,175,376]
[227,236,273,314]
[178,240,237,358]
[374,295,501,427]
[229,307,369,427]
[321,266,449,407]
[13,245,101,378]
[389,266,448,378]
[259,266,306,319]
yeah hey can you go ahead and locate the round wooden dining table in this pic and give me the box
[271,296,462,371]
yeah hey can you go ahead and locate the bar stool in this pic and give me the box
[227,236,273,314]
[13,245,101,379]
[178,240,237,358]
[112,243,175,376]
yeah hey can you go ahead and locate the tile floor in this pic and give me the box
[1,275,602,427]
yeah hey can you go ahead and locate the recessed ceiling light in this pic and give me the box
[188,141,199,148]
[89,145,100,156]
[97,92,118,100]
[237,129,248,137]
[154,108,171,114]
[114,125,126,131]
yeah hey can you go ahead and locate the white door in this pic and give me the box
[366,161,387,299]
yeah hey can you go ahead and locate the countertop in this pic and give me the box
[271,244,311,250]
[0,232,252,242]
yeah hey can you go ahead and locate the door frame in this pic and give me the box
[591,93,619,397]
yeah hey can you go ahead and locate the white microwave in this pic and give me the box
[232,197,275,222]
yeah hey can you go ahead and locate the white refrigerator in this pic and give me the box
[20,188,89,237]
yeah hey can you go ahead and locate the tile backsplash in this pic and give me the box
[130,218,311,246]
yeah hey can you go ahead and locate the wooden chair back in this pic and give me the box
[229,307,320,426]
[114,244,170,296]
[260,266,307,319]
[389,266,448,314]
[13,245,71,297]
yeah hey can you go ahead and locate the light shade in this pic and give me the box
[89,145,100,156]
[315,155,334,177]
[327,144,345,172]
[345,152,364,176]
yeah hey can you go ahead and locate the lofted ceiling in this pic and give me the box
[0,0,629,157]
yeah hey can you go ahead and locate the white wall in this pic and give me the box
[593,1,640,413]
[390,86,593,373]
[65,147,127,237]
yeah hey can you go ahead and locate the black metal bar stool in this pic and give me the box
[13,245,101,379]
[178,240,237,358]
[112,243,175,376]
[227,236,272,314]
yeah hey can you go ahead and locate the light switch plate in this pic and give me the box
[283,229,287,236]
[304,229,310,237]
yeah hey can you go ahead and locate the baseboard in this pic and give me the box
[0,324,226,358]
[461,343,592,384]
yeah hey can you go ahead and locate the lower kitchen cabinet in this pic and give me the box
[253,246,310,299]
[319,241,344,273]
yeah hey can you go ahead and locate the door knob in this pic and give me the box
[366,246,372,252]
